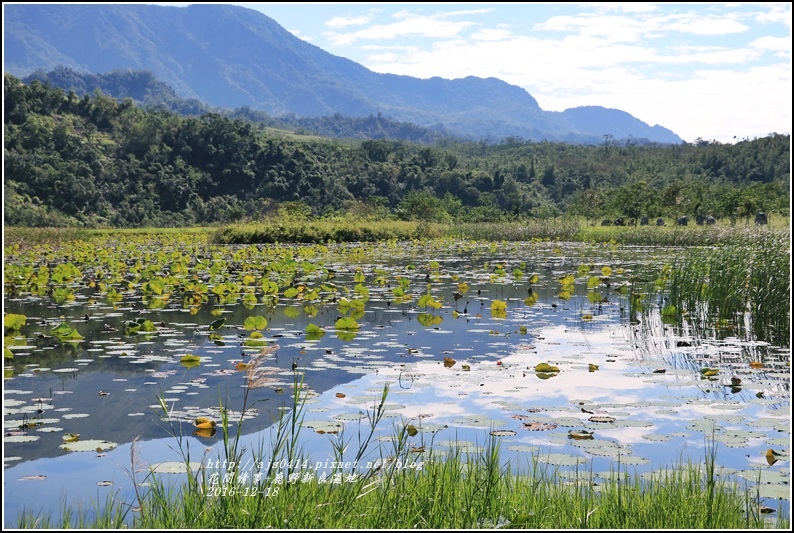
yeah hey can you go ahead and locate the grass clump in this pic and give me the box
[211,219,443,244]
[661,230,790,346]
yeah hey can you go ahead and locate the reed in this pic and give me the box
[662,230,790,346]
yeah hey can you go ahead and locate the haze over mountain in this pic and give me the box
[3,3,683,144]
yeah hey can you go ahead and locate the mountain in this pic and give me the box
[19,67,463,144]
[3,3,683,144]
[558,106,681,144]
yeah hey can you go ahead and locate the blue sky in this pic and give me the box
[167,3,791,143]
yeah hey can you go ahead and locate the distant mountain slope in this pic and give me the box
[4,3,683,144]
[558,106,681,144]
[21,67,462,143]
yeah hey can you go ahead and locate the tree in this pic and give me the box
[396,190,450,222]
[569,189,604,224]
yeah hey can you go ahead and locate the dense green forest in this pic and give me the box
[3,74,790,228]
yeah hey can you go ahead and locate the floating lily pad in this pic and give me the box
[62,413,89,419]
[333,413,365,422]
[5,435,40,443]
[490,430,517,437]
[589,415,616,423]
[60,439,118,452]
[451,415,507,428]
[149,461,202,474]
[550,416,582,427]
[523,422,557,431]
[755,484,791,500]
[642,434,672,442]
[736,469,789,484]
[534,363,560,373]
[538,453,587,466]
[303,420,343,433]
[506,445,541,454]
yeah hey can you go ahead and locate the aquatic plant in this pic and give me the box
[661,230,790,346]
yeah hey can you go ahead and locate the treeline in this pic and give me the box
[3,73,790,228]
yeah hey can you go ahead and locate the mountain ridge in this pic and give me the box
[3,3,683,144]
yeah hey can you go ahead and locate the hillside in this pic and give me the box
[21,67,463,144]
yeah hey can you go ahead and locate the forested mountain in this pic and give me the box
[21,67,462,144]
[4,3,682,144]
[4,74,788,228]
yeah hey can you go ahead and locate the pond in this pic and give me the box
[3,238,790,526]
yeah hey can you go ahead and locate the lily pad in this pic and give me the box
[539,453,587,466]
[5,435,40,443]
[149,461,202,474]
[589,415,616,423]
[490,430,517,437]
[60,439,118,452]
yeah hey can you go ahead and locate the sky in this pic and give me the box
[216,2,791,145]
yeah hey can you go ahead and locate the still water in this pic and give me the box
[3,240,790,525]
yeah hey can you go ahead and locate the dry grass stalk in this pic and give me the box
[245,344,280,388]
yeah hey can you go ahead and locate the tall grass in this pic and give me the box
[15,372,789,529]
[573,223,789,246]
[3,227,91,249]
[210,217,790,246]
[662,231,790,346]
[211,219,443,244]
[447,218,581,241]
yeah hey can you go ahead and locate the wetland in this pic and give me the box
[2,228,790,527]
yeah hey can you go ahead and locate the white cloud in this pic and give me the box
[325,23,461,46]
[750,35,792,55]
[539,11,750,42]
[325,15,374,29]
[752,3,792,26]
[665,16,749,36]
[661,45,762,65]
[438,8,494,18]
[471,28,514,42]
[323,10,477,46]
[589,2,660,14]
[537,14,652,43]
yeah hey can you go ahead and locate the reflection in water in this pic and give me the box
[3,242,790,525]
